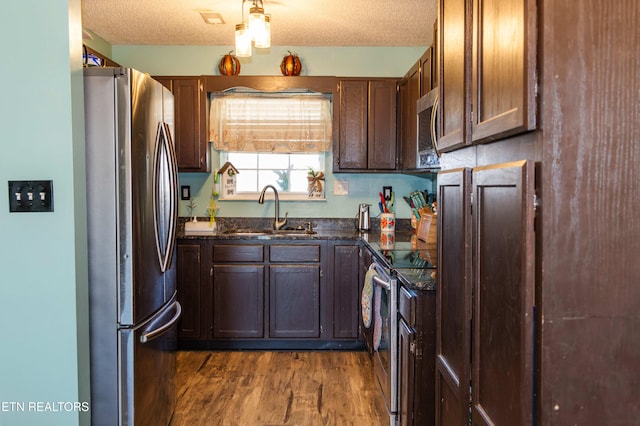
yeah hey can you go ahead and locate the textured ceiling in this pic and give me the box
[82,0,437,47]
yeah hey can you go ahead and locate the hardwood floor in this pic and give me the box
[170,350,389,426]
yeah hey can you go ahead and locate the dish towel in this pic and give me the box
[361,268,376,328]
[373,285,382,351]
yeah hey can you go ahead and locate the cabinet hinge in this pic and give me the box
[470,192,474,205]
[320,269,324,278]
[199,83,204,92]
[210,267,213,277]
[533,193,540,212]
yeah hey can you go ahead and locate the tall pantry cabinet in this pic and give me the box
[435,1,640,425]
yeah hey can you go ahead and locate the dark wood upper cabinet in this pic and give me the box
[438,0,536,152]
[420,46,434,97]
[399,63,420,171]
[470,0,537,143]
[335,78,398,172]
[154,76,210,172]
[438,0,471,152]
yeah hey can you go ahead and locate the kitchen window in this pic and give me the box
[210,91,331,200]
[219,151,324,199]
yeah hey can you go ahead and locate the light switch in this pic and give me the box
[8,180,54,212]
[181,185,191,200]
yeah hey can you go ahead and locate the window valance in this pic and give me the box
[209,92,332,153]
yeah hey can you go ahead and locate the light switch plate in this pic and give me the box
[8,180,54,212]
[334,180,349,196]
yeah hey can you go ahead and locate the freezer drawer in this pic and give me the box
[92,294,181,426]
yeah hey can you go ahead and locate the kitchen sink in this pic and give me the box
[222,228,317,237]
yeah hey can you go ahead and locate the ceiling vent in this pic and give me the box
[200,11,225,25]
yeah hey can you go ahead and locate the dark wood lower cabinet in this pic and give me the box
[331,243,361,339]
[176,240,209,341]
[398,285,436,426]
[212,264,265,338]
[176,239,363,348]
[269,264,320,338]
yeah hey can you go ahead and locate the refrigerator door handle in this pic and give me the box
[140,301,182,344]
[166,120,179,266]
[153,122,178,273]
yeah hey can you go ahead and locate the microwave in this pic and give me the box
[416,87,440,169]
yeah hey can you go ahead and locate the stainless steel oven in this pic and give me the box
[369,261,399,424]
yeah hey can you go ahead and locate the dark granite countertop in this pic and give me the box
[177,217,435,291]
[177,217,413,241]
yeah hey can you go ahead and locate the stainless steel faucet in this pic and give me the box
[258,185,288,230]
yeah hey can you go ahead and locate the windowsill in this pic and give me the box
[220,193,326,201]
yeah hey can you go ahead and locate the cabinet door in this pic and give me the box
[173,78,209,172]
[398,318,416,426]
[368,79,398,170]
[471,0,537,143]
[438,0,471,152]
[399,63,420,171]
[337,80,368,170]
[176,241,204,340]
[269,265,321,338]
[336,79,398,172]
[435,168,472,426]
[420,47,433,97]
[332,243,360,339]
[472,160,535,425]
[212,264,264,338]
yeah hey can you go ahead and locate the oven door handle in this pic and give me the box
[372,274,391,291]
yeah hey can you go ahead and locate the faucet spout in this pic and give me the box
[258,185,288,230]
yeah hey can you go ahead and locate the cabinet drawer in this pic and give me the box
[213,244,264,262]
[270,244,321,262]
[399,285,416,326]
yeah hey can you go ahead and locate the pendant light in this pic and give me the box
[235,0,271,57]
[235,23,252,57]
[255,15,271,48]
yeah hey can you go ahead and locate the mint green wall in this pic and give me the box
[0,1,90,426]
[113,45,426,77]
[109,45,436,220]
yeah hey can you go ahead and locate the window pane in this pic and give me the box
[259,153,289,169]
[290,154,321,171]
[227,152,257,168]
[258,170,282,190]
[236,170,258,192]
[290,170,310,192]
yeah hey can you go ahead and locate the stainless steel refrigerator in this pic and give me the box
[84,67,181,426]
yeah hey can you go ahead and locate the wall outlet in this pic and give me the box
[334,180,349,196]
[8,180,54,212]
